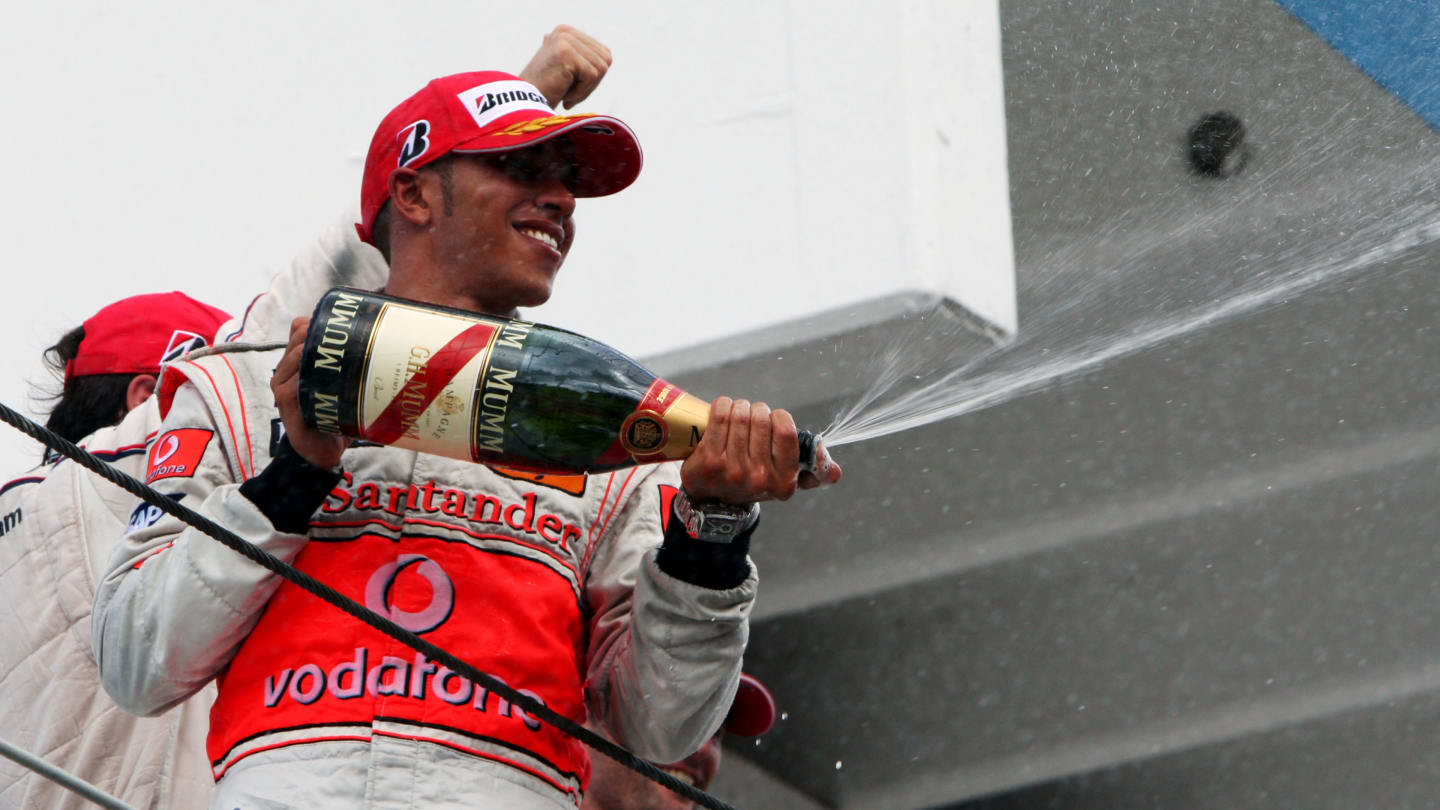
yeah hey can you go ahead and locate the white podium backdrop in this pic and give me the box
[0,0,1012,479]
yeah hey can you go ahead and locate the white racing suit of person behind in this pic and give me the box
[0,397,216,810]
[1,213,387,810]
[91,338,756,808]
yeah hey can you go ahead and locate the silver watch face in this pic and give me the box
[701,513,744,538]
[692,502,757,541]
[676,490,758,542]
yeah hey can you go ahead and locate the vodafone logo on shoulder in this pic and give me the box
[146,428,214,483]
[455,80,551,131]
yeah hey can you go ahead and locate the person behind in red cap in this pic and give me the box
[0,292,230,810]
[38,292,230,447]
[94,23,840,810]
[581,673,778,810]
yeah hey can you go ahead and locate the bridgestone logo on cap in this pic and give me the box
[456,80,553,131]
[398,120,431,168]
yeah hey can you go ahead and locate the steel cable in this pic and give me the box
[0,736,136,810]
[0,400,739,810]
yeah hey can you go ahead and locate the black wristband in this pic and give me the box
[655,501,757,590]
[239,437,342,534]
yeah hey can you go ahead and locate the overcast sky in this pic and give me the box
[0,1,1011,480]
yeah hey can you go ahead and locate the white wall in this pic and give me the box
[0,0,1011,479]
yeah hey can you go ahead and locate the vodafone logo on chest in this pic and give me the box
[365,554,454,634]
[146,428,214,483]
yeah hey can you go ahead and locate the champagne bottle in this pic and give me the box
[297,287,822,475]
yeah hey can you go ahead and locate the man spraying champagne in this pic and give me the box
[94,25,840,810]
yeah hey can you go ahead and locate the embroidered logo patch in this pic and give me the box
[364,555,455,634]
[146,428,214,483]
[126,493,186,534]
[455,80,552,131]
[397,120,430,168]
[160,330,209,365]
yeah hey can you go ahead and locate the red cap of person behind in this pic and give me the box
[65,292,232,381]
[722,673,778,738]
[357,70,643,244]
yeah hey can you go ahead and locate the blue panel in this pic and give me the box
[1274,0,1440,130]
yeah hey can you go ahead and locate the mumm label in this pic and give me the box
[474,320,532,453]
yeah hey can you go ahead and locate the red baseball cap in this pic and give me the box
[357,70,643,244]
[66,292,231,381]
[722,673,777,738]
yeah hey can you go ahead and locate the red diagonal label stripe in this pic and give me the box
[638,377,681,417]
[363,322,499,445]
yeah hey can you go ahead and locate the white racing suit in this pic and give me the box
[92,343,754,809]
[0,400,214,809]
[0,211,387,809]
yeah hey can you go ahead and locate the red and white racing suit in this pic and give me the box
[92,345,754,809]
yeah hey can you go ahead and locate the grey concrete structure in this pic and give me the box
[649,1,1440,807]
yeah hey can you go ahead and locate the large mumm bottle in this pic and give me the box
[297,288,820,475]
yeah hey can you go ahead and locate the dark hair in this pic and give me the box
[372,157,456,264]
[39,325,133,445]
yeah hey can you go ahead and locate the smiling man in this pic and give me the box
[93,27,839,810]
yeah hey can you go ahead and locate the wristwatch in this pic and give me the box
[672,489,760,543]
